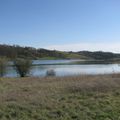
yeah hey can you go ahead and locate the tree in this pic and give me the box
[0,58,8,77]
[14,58,32,77]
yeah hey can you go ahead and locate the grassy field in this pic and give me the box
[0,75,120,120]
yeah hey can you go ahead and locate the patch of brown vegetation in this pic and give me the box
[0,74,120,105]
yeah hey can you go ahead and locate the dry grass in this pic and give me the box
[0,74,120,119]
[0,74,120,104]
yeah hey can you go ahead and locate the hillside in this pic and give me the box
[0,44,120,60]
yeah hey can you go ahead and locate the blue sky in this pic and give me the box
[0,0,120,52]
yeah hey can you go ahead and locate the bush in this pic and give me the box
[0,58,8,77]
[14,59,32,77]
[46,69,56,77]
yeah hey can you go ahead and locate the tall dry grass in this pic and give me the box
[0,74,120,119]
[0,74,120,103]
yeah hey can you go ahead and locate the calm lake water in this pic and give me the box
[5,60,120,77]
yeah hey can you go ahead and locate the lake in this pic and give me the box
[5,59,120,77]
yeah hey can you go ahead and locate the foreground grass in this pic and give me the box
[0,75,120,120]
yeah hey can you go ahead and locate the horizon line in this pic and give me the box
[0,43,120,54]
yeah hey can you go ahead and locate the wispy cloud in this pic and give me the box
[45,42,120,53]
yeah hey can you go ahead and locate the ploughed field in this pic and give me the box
[0,74,120,120]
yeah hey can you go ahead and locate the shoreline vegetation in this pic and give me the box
[0,74,120,119]
[7,60,120,67]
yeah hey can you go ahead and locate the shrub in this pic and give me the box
[14,58,32,77]
[0,58,8,77]
[46,69,56,77]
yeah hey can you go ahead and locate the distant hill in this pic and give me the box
[0,44,120,60]
[78,51,120,60]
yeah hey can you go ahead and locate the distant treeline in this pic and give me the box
[0,44,120,60]
[78,51,120,60]
[0,44,66,59]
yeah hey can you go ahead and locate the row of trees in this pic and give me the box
[1,44,120,60]
[78,51,120,60]
[0,58,32,77]
[0,44,66,59]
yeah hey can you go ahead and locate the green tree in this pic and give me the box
[14,58,32,77]
[0,58,8,77]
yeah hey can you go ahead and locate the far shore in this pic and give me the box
[7,59,120,67]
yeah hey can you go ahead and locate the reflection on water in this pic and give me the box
[5,62,120,77]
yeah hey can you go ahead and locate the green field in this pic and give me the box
[0,74,120,120]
